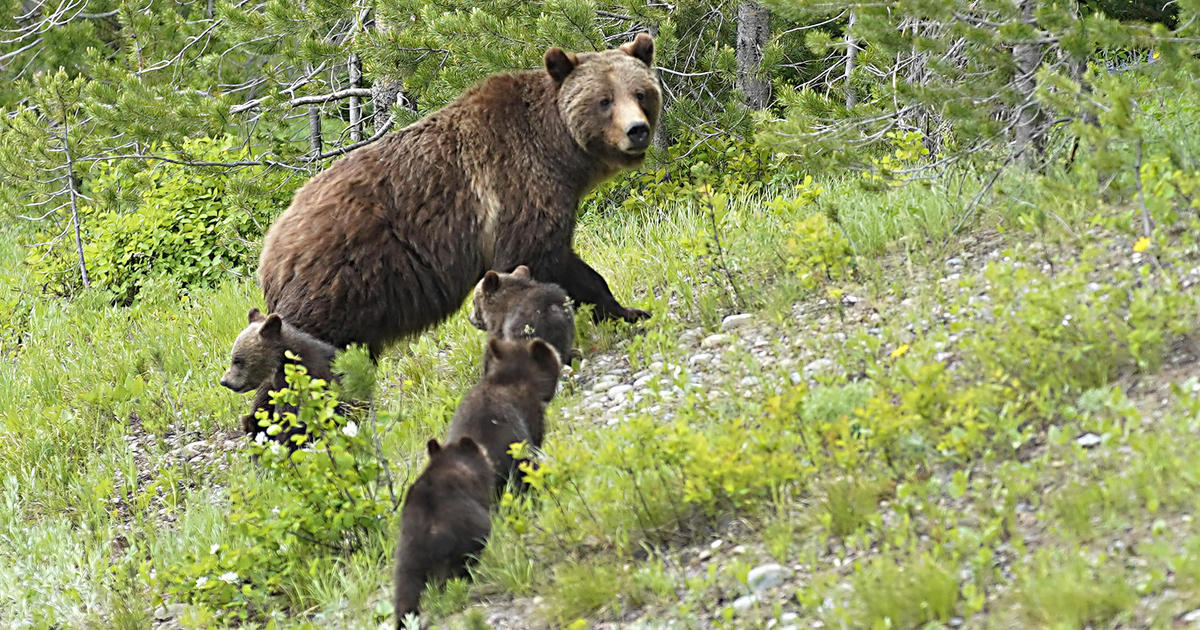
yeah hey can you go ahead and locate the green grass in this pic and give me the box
[2,93,1200,629]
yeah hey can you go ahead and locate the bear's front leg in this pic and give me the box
[546,251,650,323]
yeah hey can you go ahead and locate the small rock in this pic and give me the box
[948,617,964,627]
[1076,433,1102,448]
[746,563,788,593]
[789,371,802,385]
[679,328,703,346]
[154,603,185,620]
[946,257,964,268]
[182,440,206,457]
[780,613,799,623]
[739,376,759,389]
[633,374,656,388]
[689,352,713,366]
[592,376,621,392]
[609,384,634,399]
[710,539,724,550]
[732,595,758,612]
[701,333,732,349]
[721,313,754,331]
[1179,608,1200,624]
[803,358,835,374]
[842,294,860,305]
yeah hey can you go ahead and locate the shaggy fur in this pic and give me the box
[258,35,662,358]
[468,265,576,367]
[445,338,561,492]
[219,308,339,439]
[393,437,493,625]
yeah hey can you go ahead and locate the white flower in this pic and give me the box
[254,431,267,445]
[342,421,358,438]
[210,544,219,555]
[219,572,239,585]
[271,506,280,515]
[269,442,281,456]
[195,576,208,589]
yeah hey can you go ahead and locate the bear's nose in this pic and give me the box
[625,122,650,147]
[219,377,231,389]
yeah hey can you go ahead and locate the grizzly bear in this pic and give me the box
[446,338,561,492]
[258,34,661,359]
[393,437,493,624]
[468,265,576,367]
[219,308,339,440]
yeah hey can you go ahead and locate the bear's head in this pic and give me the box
[545,33,661,169]
[422,436,493,488]
[483,337,562,403]
[468,265,535,331]
[220,308,285,393]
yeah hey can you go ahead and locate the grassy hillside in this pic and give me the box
[2,93,1200,629]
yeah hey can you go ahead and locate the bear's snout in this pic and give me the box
[625,122,650,150]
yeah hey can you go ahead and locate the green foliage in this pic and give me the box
[853,552,959,627]
[160,359,392,621]
[26,136,296,302]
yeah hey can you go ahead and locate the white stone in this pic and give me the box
[633,374,656,388]
[803,358,835,374]
[746,563,788,592]
[609,384,634,399]
[689,352,714,366]
[732,595,758,612]
[701,333,732,349]
[1076,433,1102,448]
[721,313,754,331]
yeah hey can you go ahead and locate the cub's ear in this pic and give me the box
[544,46,578,83]
[457,436,481,454]
[426,439,442,456]
[511,265,531,279]
[260,313,283,340]
[528,339,562,375]
[620,33,654,67]
[480,271,502,296]
[248,307,265,323]
[486,337,506,364]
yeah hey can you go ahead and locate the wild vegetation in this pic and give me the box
[2,0,1199,628]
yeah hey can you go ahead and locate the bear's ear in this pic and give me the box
[260,313,283,340]
[457,436,481,455]
[248,307,265,324]
[544,47,578,83]
[486,337,506,365]
[511,265,531,279]
[528,339,562,375]
[620,33,654,67]
[480,271,501,296]
[426,439,442,456]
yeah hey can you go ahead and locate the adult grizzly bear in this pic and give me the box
[259,35,661,358]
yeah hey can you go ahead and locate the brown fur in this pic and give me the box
[445,338,561,492]
[468,265,576,367]
[219,308,339,440]
[393,437,493,625]
[258,34,661,358]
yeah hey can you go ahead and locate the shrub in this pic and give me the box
[27,136,298,303]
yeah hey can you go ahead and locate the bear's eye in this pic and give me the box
[232,357,243,367]
[599,97,612,109]
[635,91,646,102]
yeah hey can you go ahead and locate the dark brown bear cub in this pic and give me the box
[446,338,561,492]
[393,437,493,625]
[468,265,576,367]
[258,34,661,359]
[220,308,338,440]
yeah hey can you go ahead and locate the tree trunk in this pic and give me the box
[1012,0,1044,164]
[735,1,771,110]
[370,7,412,131]
[348,53,363,142]
[308,104,322,156]
[843,10,859,108]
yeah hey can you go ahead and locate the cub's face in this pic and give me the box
[219,308,284,393]
[484,337,562,402]
[547,34,662,169]
[468,265,533,331]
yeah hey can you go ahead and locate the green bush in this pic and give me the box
[28,136,298,303]
[160,358,393,621]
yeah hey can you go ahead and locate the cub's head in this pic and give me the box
[469,265,535,331]
[423,436,492,481]
[545,33,661,169]
[483,337,562,402]
[219,308,285,393]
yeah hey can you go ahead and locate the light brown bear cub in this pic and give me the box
[469,265,576,367]
[220,308,339,439]
[393,437,493,625]
[258,35,660,359]
[446,338,561,492]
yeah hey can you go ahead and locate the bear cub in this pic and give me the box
[469,265,576,367]
[446,338,561,492]
[220,308,339,439]
[393,437,493,624]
